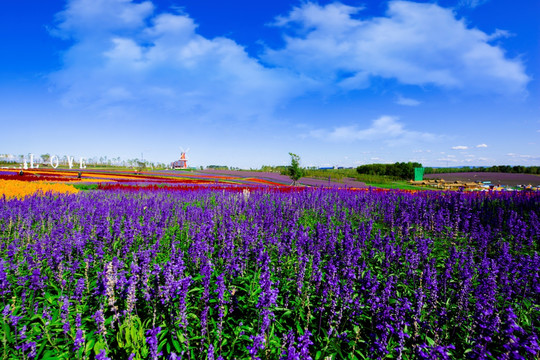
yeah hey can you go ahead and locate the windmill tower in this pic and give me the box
[177,147,190,169]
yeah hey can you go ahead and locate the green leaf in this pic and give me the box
[172,338,182,353]
[131,325,140,345]
[36,340,48,359]
[296,323,303,335]
[42,350,60,359]
[2,322,12,343]
[85,337,95,355]
[94,339,106,355]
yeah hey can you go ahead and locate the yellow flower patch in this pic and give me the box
[0,179,79,199]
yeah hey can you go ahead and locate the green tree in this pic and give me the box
[288,152,304,185]
[40,154,50,164]
[136,160,146,173]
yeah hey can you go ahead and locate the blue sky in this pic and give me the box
[1,0,539,168]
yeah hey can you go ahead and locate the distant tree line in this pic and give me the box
[424,165,540,175]
[356,162,422,180]
[0,153,169,170]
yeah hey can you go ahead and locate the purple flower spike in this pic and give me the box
[146,327,163,360]
[96,349,111,360]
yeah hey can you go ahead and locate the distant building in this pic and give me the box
[171,151,188,169]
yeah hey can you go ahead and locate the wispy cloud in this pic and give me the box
[452,145,469,150]
[506,153,540,161]
[265,1,529,94]
[486,29,513,42]
[476,143,488,148]
[309,115,436,144]
[437,156,459,163]
[458,0,491,9]
[395,95,421,106]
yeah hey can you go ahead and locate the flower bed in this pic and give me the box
[0,179,79,199]
[0,189,538,359]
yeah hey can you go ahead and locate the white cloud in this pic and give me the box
[309,115,436,144]
[264,1,529,94]
[506,153,540,161]
[48,0,530,137]
[437,157,459,163]
[53,0,154,38]
[452,145,469,150]
[486,29,513,42]
[458,0,491,9]
[396,95,421,106]
[476,143,488,148]
[50,0,308,122]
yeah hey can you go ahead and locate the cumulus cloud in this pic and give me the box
[396,95,421,106]
[452,145,469,150]
[50,0,308,121]
[264,1,529,94]
[49,0,530,129]
[309,115,435,144]
[476,143,488,148]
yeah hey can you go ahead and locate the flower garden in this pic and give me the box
[0,169,539,359]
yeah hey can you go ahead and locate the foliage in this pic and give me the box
[136,161,147,172]
[0,189,539,359]
[288,152,304,184]
[72,183,99,191]
[357,162,423,180]
[364,181,430,190]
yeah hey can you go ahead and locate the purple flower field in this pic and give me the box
[0,188,539,359]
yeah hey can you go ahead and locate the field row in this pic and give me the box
[0,189,539,359]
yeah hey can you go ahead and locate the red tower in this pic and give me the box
[179,152,188,169]
[172,147,189,169]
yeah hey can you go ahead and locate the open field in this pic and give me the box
[363,181,434,190]
[0,170,539,359]
[425,172,540,186]
[0,168,369,190]
[201,169,368,188]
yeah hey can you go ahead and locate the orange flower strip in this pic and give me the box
[0,179,79,199]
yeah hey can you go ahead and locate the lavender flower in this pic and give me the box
[146,327,162,360]
[93,308,106,335]
[60,295,70,335]
[96,349,111,360]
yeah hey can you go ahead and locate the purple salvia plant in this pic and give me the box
[60,295,70,335]
[145,326,162,360]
